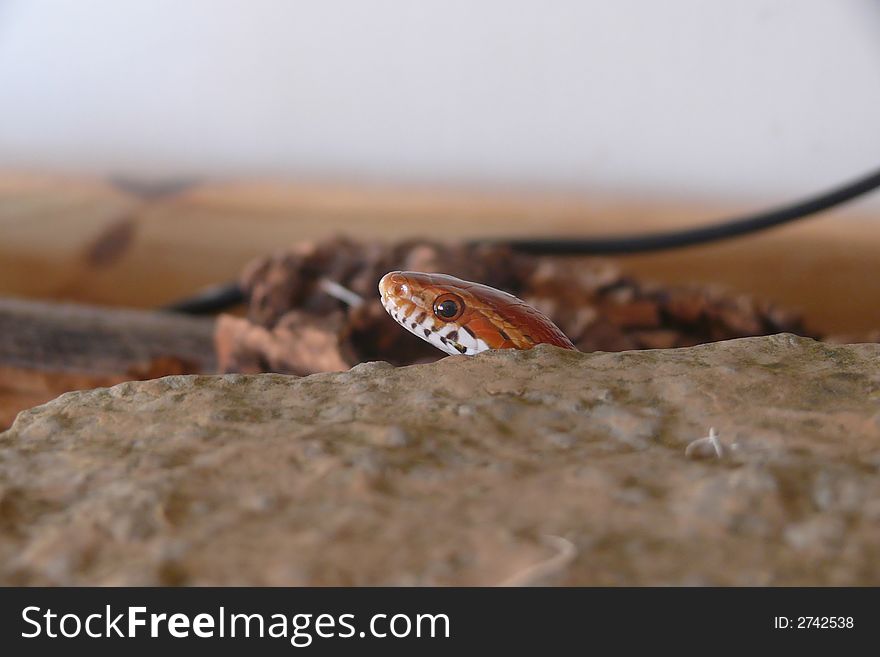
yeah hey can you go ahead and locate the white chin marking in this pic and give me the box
[381,296,490,356]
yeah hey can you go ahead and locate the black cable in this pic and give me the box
[164,166,880,314]
[478,166,880,255]
[162,282,244,315]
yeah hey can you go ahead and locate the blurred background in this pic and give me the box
[2,0,880,198]
[1,0,879,423]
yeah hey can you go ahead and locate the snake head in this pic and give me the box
[378,271,576,356]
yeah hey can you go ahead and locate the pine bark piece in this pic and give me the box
[229,237,814,371]
[215,312,350,375]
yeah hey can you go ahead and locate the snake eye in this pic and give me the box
[432,293,465,322]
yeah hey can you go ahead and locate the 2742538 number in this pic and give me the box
[797,617,853,629]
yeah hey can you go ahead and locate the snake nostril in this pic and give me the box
[379,272,409,299]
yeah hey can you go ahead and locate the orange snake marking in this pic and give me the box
[378,271,576,356]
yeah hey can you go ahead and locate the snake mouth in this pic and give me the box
[379,271,422,324]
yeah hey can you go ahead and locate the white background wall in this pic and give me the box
[1,0,879,206]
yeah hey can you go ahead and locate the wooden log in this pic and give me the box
[0,297,216,375]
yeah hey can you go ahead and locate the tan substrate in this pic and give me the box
[2,335,878,585]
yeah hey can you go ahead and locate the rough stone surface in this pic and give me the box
[1,334,879,585]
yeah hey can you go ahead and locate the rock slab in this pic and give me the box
[1,334,879,585]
